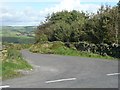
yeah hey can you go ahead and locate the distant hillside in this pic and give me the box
[1,26,37,37]
[1,26,37,44]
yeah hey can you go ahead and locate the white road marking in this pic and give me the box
[45,78,76,84]
[107,73,120,76]
[0,85,10,88]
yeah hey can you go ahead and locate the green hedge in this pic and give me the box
[71,42,120,58]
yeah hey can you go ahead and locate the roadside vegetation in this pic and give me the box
[33,2,120,59]
[1,43,32,80]
[29,41,114,59]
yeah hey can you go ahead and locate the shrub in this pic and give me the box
[73,42,120,58]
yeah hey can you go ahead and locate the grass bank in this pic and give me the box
[2,45,32,80]
[29,41,114,60]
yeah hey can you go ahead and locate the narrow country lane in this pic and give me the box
[2,50,118,88]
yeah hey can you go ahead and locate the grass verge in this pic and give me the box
[29,41,114,60]
[2,47,32,80]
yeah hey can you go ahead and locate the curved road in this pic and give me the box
[2,50,118,88]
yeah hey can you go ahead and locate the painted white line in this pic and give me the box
[45,78,76,84]
[0,85,10,88]
[107,73,120,76]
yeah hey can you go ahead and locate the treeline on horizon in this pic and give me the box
[35,2,120,58]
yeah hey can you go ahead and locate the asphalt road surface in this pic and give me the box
[2,50,119,88]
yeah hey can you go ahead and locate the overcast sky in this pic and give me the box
[0,0,119,26]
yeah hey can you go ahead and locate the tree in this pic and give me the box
[35,4,119,45]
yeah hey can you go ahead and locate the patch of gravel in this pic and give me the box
[16,69,33,75]
[16,64,59,75]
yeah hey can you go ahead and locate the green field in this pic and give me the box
[1,26,36,44]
